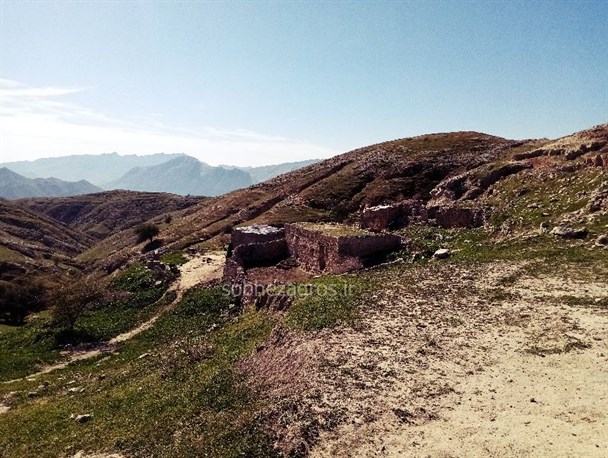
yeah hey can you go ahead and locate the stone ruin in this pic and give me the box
[361,200,484,232]
[284,223,402,275]
[223,223,402,285]
[223,225,288,283]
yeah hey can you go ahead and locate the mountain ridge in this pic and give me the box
[0,168,102,200]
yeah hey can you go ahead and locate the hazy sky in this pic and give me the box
[1,1,606,166]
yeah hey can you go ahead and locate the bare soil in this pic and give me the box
[245,261,608,457]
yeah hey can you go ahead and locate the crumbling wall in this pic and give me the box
[231,225,285,248]
[284,224,339,273]
[284,224,401,275]
[426,204,485,229]
[338,234,401,258]
[360,199,426,231]
[223,239,288,282]
[361,204,405,232]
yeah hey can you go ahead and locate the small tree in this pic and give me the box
[134,223,160,244]
[51,279,103,331]
[0,280,45,325]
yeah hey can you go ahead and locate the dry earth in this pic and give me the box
[246,261,608,457]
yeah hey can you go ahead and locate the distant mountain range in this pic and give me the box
[0,153,319,199]
[3,153,183,184]
[0,167,102,200]
[106,156,253,196]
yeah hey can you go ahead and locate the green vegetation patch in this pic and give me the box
[160,251,188,266]
[0,287,278,458]
[487,169,605,228]
[286,275,373,331]
[111,262,160,292]
[0,263,171,381]
[297,222,371,237]
[0,312,60,382]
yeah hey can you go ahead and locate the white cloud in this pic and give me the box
[0,79,336,166]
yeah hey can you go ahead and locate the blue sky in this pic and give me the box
[1,1,606,166]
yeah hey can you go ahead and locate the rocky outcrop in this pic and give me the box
[588,188,608,213]
[429,161,533,204]
[585,154,608,167]
[550,226,589,239]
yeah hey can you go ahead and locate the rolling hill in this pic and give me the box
[18,190,206,240]
[0,199,92,281]
[80,125,608,271]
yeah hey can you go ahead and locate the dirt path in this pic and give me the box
[4,253,225,384]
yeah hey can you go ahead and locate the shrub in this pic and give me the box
[0,279,46,325]
[134,223,160,244]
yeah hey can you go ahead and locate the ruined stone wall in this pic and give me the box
[427,205,485,229]
[285,224,401,275]
[233,239,288,268]
[338,234,401,258]
[231,226,285,248]
[223,239,288,282]
[360,200,426,231]
[361,204,404,231]
[284,224,339,273]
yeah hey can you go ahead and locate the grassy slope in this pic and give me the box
[0,263,169,382]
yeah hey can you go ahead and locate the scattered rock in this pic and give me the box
[550,226,589,239]
[74,414,93,424]
[138,353,151,359]
[433,248,451,259]
[596,234,608,246]
[27,391,38,398]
